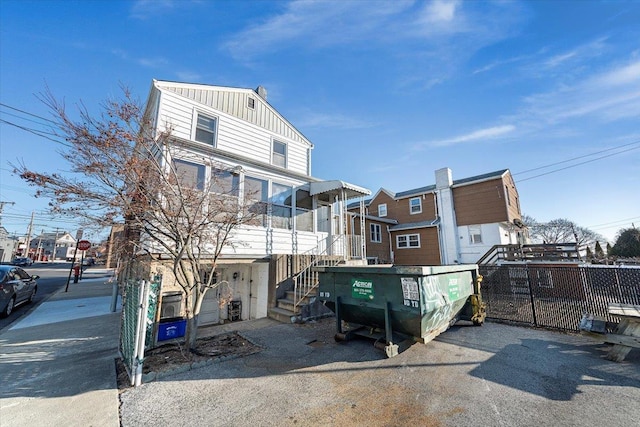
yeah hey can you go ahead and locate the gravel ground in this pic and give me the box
[119,318,640,427]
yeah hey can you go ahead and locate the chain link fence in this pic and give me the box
[479,264,640,331]
[119,278,160,386]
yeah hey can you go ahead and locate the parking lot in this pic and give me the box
[119,318,640,427]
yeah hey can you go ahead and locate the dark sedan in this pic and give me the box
[11,257,33,267]
[0,265,39,317]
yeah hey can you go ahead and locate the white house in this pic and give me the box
[141,80,370,325]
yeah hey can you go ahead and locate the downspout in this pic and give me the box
[387,225,393,264]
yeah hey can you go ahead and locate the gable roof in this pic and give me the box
[151,80,314,148]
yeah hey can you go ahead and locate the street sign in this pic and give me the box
[77,240,91,251]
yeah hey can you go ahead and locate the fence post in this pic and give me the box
[526,266,538,327]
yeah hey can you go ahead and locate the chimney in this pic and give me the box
[256,85,267,101]
[435,167,453,189]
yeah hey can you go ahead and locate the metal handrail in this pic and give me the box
[292,235,344,311]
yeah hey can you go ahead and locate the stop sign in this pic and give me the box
[77,240,91,251]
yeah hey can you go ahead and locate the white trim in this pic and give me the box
[396,233,420,249]
[378,203,387,217]
[272,139,287,169]
[191,108,218,147]
[370,223,382,243]
[409,197,422,215]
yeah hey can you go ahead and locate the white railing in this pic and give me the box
[292,235,345,311]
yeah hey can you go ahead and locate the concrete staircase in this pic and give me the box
[268,288,321,323]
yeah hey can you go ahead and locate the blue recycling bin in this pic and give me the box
[157,319,187,341]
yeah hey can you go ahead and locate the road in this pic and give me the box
[0,262,75,331]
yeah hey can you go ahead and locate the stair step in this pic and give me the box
[268,307,299,323]
[285,290,317,302]
[276,298,298,313]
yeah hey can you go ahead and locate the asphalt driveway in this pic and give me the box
[119,319,640,427]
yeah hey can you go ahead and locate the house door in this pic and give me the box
[199,288,220,326]
[199,269,223,326]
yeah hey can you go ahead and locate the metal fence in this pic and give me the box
[119,279,160,386]
[479,264,640,332]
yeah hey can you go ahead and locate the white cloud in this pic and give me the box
[423,124,516,148]
[420,0,459,24]
[175,71,203,82]
[137,57,169,68]
[295,111,375,130]
[130,0,181,20]
[519,59,640,125]
[223,1,413,58]
[595,61,640,86]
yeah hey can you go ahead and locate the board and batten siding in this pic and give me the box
[155,86,310,175]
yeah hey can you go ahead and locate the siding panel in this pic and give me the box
[392,228,441,266]
[453,178,509,226]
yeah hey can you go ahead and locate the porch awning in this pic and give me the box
[309,180,371,200]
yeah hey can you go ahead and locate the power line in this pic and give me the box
[515,145,640,183]
[513,139,640,176]
[0,102,57,124]
[0,118,72,148]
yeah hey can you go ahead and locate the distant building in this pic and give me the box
[350,168,527,265]
[0,227,18,263]
[29,231,76,261]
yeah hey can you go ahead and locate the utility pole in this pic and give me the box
[25,211,35,259]
[36,229,44,262]
[53,227,60,261]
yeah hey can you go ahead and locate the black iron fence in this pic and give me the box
[479,264,640,331]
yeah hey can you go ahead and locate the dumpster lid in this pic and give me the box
[314,264,478,275]
[309,180,371,199]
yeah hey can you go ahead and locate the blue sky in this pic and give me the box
[1,0,639,243]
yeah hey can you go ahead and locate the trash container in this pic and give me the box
[317,264,485,357]
[157,318,187,341]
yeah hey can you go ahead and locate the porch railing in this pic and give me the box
[292,235,344,312]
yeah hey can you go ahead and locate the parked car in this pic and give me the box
[82,257,95,266]
[11,257,33,267]
[0,265,39,317]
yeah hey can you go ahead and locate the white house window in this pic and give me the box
[272,140,287,168]
[397,234,420,248]
[248,97,255,109]
[378,204,387,217]
[210,169,239,196]
[469,225,482,244]
[370,223,382,243]
[409,197,422,214]
[195,113,217,145]
[271,182,292,229]
[295,189,313,232]
[172,159,205,190]
[244,176,269,227]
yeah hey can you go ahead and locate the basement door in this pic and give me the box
[199,287,220,326]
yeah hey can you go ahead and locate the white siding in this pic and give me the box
[457,223,506,264]
[154,84,310,175]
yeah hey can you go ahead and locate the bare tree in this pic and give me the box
[14,87,261,349]
[523,216,605,248]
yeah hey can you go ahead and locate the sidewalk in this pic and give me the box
[0,272,121,427]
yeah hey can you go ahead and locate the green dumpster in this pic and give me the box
[317,264,485,357]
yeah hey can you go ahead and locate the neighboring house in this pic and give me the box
[350,168,526,266]
[138,80,370,325]
[29,231,76,261]
[0,227,18,263]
